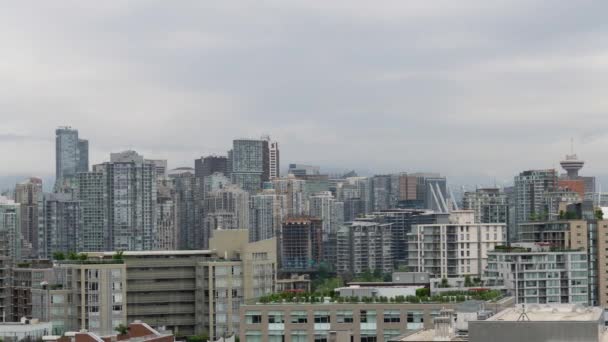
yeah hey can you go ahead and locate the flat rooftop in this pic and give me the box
[487,304,603,322]
[87,250,214,257]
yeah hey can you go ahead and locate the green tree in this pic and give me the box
[595,209,604,220]
[115,324,128,335]
[113,251,124,260]
[52,252,65,261]
[78,253,88,261]
[440,278,450,288]
[416,288,430,297]
[67,252,78,260]
[464,275,473,287]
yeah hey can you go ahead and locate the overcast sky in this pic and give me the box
[1,1,608,186]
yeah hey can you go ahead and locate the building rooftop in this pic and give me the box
[487,304,603,322]
[87,250,214,257]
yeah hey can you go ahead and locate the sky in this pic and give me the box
[1,0,608,188]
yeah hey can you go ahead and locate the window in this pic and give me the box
[51,295,64,304]
[361,329,377,342]
[336,310,353,323]
[314,311,330,323]
[245,331,262,342]
[290,311,307,324]
[113,294,123,303]
[112,282,122,291]
[314,333,328,342]
[384,329,401,342]
[268,311,285,324]
[383,310,400,323]
[407,311,424,323]
[268,331,284,342]
[246,311,262,324]
[360,310,376,323]
[291,331,307,342]
[112,305,122,313]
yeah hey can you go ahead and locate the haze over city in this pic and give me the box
[2,1,608,188]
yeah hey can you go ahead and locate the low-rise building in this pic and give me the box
[0,318,52,342]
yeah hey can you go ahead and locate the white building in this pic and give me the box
[408,210,506,279]
[0,196,21,262]
[249,189,286,242]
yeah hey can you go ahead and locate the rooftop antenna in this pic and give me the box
[570,137,574,155]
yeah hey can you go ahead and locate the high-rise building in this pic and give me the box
[462,188,509,224]
[271,176,306,217]
[169,168,202,250]
[14,177,42,257]
[77,171,108,252]
[149,159,168,179]
[0,196,21,263]
[264,137,280,180]
[203,185,250,248]
[279,217,324,273]
[38,193,81,258]
[337,220,393,276]
[230,139,270,194]
[309,192,344,265]
[408,211,506,279]
[372,175,393,211]
[203,172,231,198]
[249,189,286,242]
[156,177,178,250]
[93,151,158,251]
[55,126,88,190]
[512,169,558,241]
[195,155,229,180]
[288,164,320,177]
[200,230,277,340]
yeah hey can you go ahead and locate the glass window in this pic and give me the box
[337,310,354,323]
[246,311,262,324]
[268,331,284,342]
[383,310,400,323]
[360,310,376,323]
[407,311,424,323]
[314,332,328,342]
[361,329,377,342]
[290,311,307,324]
[384,329,401,342]
[291,331,307,342]
[314,311,330,323]
[245,331,262,342]
[268,311,285,324]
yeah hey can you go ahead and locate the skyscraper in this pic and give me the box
[266,138,280,180]
[249,189,286,242]
[337,220,393,276]
[195,155,229,180]
[272,175,306,216]
[462,188,509,224]
[38,193,81,258]
[230,139,269,193]
[279,217,324,273]
[169,168,202,249]
[104,151,157,251]
[0,196,21,262]
[512,169,558,240]
[14,177,42,257]
[156,177,178,250]
[55,126,88,190]
[203,185,250,248]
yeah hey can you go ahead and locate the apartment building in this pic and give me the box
[10,260,53,322]
[198,230,276,340]
[87,250,215,337]
[485,246,588,305]
[408,211,506,279]
[31,260,127,335]
[337,220,393,276]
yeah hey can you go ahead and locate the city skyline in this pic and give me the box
[2,1,608,184]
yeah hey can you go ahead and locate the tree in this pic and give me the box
[596,209,604,220]
[115,324,128,335]
[67,252,78,260]
[440,278,450,288]
[78,253,88,261]
[464,275,473,287]
[113,251,124,260]
[52,252,65,261]
[416,288,430,297]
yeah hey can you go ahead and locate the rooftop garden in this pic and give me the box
[257,288,502,305]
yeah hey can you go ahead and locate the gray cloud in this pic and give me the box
[1,0,608,186]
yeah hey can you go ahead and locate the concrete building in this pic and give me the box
[203,185,250,248]
[372,175,394,211]
[203,172,231,198]
[76,171,108,252]
[265,138,280,180]
[149,159,168,179]
[239,302,473,342]
[195,156,229,181]
[512,169,558,241]
[279,217,324,273]
[10,260,53,322]
[199,230,277,340]
[309,192,344,243]
[485,245,589,305]
[271,176,306,217]
[230,139,269,194]
[287,164,320,177]
[408,211,506,279]
[0,197,21,263]
[38,193,81,259]
[337,220,394,276]
[462,188,508,224]
[169,169,203,250]
[87,250,215,337]
[0,258,11,323]
[14,178,43,257]
[469,304,605,342]
[55,126,88,191]
[156,178,178,250]
[249,189,286,242]
[32,260,127,335]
